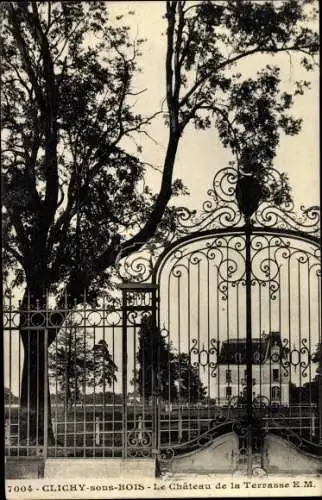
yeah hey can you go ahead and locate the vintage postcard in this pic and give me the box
[2,1,321,498]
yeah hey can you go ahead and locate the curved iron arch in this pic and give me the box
[152,225,320,286]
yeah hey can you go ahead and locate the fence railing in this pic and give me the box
[5,400,320,457]
[3,290,321,458]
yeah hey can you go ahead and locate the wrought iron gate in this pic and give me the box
[121,166,321,474]
[4,167,321,475]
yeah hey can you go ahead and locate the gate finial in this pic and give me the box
[236,172,262,218]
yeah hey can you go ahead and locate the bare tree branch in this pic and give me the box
[7,3,46,113]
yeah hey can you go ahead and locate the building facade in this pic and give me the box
[213,332,289,406]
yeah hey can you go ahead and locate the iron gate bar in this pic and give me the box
[151,286,158,456]
[121,286,128,459]
[245,218,253,422]
[43,327,49,459]
[245,217,253,475]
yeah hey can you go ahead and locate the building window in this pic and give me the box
[234,352,243,363]
[226,386,232,399]
[271,386,281,402]
[272,369,279,382]
[226,369,232,383]
[253,351,259,363]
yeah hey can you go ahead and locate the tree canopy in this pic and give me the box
[2,1,319,304]
[1,2,185,304]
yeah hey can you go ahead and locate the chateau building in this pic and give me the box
[214,332,289,406]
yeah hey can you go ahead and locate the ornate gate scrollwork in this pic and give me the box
[120,167,320,475]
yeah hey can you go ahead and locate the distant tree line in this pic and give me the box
[48,315,117,409]
[49,313,206,407]
[289,342,321,406]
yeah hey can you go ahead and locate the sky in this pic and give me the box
[108,1,320,212]
[3,1,320,398]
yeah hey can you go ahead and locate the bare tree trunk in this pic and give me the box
[18,286,58,448]
[20,330,54,447]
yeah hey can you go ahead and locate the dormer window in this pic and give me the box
[234,352,243,363]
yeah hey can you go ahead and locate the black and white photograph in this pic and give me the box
[2,1,321,498]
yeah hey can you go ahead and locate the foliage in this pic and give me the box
[289,343,320,406]
[135,316,206,402]
[312,342,322,379]
[135,315,174,400]
[170,353,207,403]
[1,1,319,301]
[48,315,117,407]
[90,339,118,389]
[163,0,318,204]
[1,2,185,302]
[4,388,19,404]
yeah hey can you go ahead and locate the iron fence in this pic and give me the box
[4,286,321,460]
[3,291,155,458]
[3,167,322,474]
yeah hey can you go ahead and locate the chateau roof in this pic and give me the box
[217,332,282,365]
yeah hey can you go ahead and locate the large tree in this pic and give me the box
[135,316,206,403]
[135,316,176,401]
[1,1,318,442]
